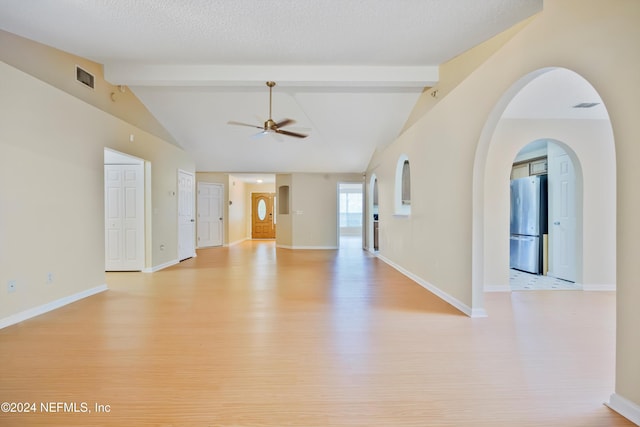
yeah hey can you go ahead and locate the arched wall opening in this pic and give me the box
[508,139,584,287]
[473,67,616,306]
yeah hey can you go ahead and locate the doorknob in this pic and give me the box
[219,217,223,221]
[190,219,195,222]
[554,221,560,225]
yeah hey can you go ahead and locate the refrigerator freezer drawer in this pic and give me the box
[510,235,540,274]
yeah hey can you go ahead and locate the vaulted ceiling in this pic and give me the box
[0,0,543,173]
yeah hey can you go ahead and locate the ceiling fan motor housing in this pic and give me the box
[265,119,277,130]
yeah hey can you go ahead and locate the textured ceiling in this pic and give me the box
[0,0,544,173]
[0,0,542,65]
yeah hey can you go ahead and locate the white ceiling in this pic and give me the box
[502,68,608,120]
[0,0,544,173]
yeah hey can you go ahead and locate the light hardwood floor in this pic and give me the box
[0,240,633,426]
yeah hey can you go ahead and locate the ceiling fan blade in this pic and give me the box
[251,131,268,139]
[228,120,263,129]
[283,126,311,133]
[276,129,308,139]
[274,118,296,128]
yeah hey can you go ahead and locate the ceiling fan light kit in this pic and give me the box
[228,81,309,139]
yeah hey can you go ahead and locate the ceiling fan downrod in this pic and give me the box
[266,81,275,122]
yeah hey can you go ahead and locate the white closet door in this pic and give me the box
[197,182,223,247]
[548,144,576,282]
[105,164,144,271]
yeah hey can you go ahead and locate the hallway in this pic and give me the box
[0,241,630,426]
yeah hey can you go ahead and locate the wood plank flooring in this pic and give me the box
[0,240,633,426]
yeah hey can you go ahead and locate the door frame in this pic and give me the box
[104,148,146,271]
[177,169,196,261]
[251,192,276,239]
[337,181,364,248]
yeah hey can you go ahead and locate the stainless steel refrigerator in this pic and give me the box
[510,175,548,274]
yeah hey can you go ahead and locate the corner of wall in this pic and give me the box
[0,29,179,146]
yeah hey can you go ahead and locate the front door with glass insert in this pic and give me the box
[251,192,276,239]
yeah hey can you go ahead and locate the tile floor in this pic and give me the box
[510,269,582,291]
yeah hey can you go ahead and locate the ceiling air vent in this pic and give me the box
[76,66,95,89]
[572,102,600,108]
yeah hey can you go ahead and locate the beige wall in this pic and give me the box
[367,0,640,413]
[0,60,194,321]
[227,175,247,245]
[401,15,538,134]
[292,174,337,248]
[0,30,178,146]
[281,173,363,249]
[275,174,293,247]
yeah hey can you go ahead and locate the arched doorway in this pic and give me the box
[473,67,616,305]
[509,139,583,290]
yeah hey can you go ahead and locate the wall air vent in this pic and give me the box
[572,102,600,108]
[76,66,95,89]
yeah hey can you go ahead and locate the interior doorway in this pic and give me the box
[474,67,616,301]
[338,182,363,249]
[104,148,145,271]
[251,192,276,239]
[509,140,580,290]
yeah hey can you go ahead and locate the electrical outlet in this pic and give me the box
[46,273,54,284]
[7,280,16,293]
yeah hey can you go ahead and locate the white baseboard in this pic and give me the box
[142,258,179,273]
[607,393,640,426]
[377,255,486,317]
[470,307,489,317]
[583,283,616,291]
[276,245,339,250]
[0,284,108,330]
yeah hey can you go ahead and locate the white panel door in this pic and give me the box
[105,164,144,271]
[197,182,223,247]
[178,170,196,261]
[548,144,576,282]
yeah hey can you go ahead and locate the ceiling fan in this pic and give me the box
[228,81,308,139]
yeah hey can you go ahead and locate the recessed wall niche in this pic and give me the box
[278,185,290,214]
